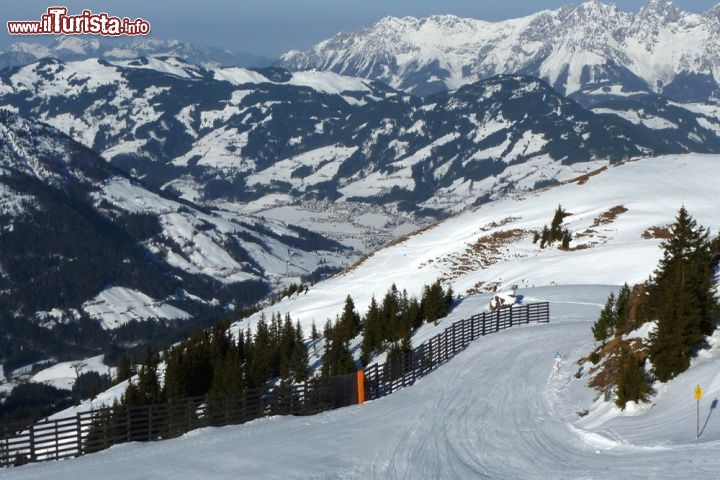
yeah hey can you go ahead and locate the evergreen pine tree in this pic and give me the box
[550,205,567,242]
[279,314,296,380]
[310,321,319,341]
[648,207,718,382]
[291,321,310,381]
[321,323,355,378]
[561,229,572,250]
[248,315,273,388]
[337,295,361,343]
[592,293,616,342]
[614,342,651,409]
[540,225,550,249]
[163,345,189,400]
[361,296,381,365]
[613,284,631,335]
[129,347,164,405]
[115,355,133,383]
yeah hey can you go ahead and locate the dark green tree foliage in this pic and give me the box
[137,310,310,404]
[386,335,413,380]
[208,325,245,396]
[125,347,164,406]
[163,330,213,399]
[321,319,356,378]
[550,205,566,241]
[538,205,572,249]
[591,284,632,342]
[310,321,319,341]
[115,355,134,384]
[336,295,362,343]
[292,321,310,381]
[361,296,382,365]
[592,293,616,342]
[539,225,550,249]
[361,281,453,364]
[613,284,631,334]
[647,207,719,382]
[422,280,454,324]
[0,383,71,424]
[72,371,111,401]
[615,342,652,409]
[247,315,274,388]
[561,229,572,250]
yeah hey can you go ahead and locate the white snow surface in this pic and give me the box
[29,355,114,392]
[281,4,720,96]
[82,287,191,330]
[5,153,720,478]
[8,285,720,479]
[213,67,373,94]
[96,177,340,285]
[235,153,720,338]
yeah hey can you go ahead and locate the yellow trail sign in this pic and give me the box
[695,385,703,401]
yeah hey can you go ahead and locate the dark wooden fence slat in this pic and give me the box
[0,302,548,468]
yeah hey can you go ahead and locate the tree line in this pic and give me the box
[587,207,719,409]
[120,280,454,408]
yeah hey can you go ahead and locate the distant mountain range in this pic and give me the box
[279,0,720,102]
[2,57,718,221]
[0,37,274,70]
[1,0,720,390]
[0,110,350,365]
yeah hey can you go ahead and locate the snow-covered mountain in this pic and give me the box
[0,111,351,366]
[2,56,718,223]
[230,152,720,339]
[279,0,720,102]
[8,153,720,479]
[0,37,272,70]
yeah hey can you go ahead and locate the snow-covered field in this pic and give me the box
[232,153,720,340]
[4,153,720,478]
[82,287,191,330]
[7,285,720,479]
[29,356,115,392]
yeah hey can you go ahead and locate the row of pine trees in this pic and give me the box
[589,207,720,408]
[120,280,454,408]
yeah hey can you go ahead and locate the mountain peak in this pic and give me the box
[704,2,720,18]
[48,36,101,54]
[637,0,682,22]
[278,1,720,99]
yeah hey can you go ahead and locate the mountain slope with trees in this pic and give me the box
[586,207,720,408]
[0,111,348,381]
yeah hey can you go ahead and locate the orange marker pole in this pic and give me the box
[357,370,365,405]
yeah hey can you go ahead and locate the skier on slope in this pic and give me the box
[554,352,562,374]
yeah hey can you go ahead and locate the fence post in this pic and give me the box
[76,413,83,457]
[375,363,380,399]
[29,425,35,462]
[452,323,457,355]
[2,424,7,466]
[125,406,131,443]
[496,310,500,332]
[55,420,59,460]
[148,405,153,441]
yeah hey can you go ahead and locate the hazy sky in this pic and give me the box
[2,1,719,57]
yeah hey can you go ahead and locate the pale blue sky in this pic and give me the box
[2,1,719,56]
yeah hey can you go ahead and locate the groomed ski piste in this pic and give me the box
[5,154,720,479]
[6,286,720,479]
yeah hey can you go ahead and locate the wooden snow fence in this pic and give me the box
[0,302,549,468]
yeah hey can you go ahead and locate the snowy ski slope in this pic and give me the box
[6,286,720,479]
